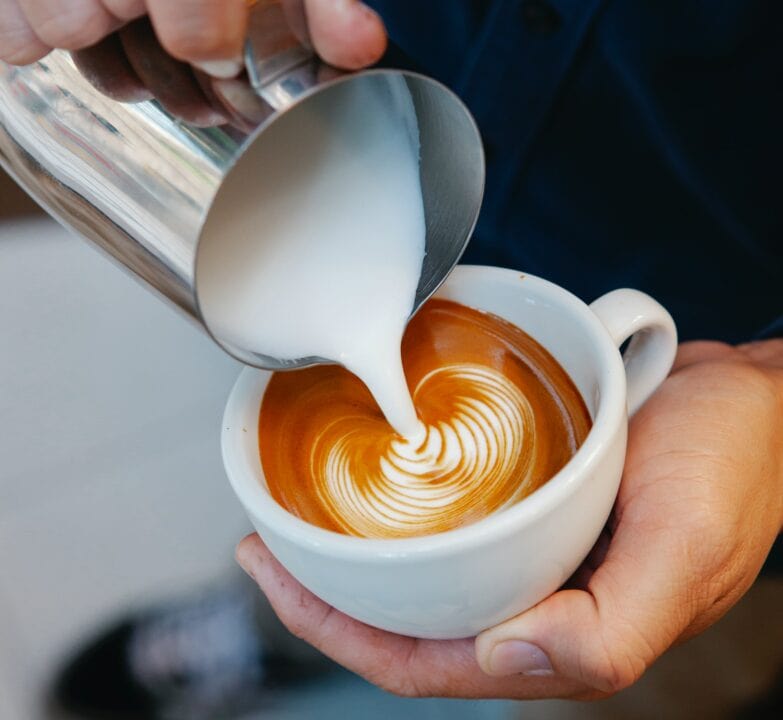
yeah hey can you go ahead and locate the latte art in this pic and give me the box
[260,300,592,538]
[316,365,537,536]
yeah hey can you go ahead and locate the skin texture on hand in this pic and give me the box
[236,339,783,700]
[0,0,387,126]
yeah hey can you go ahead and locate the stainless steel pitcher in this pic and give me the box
[0,1,484,369]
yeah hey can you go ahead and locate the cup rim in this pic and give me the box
[222,265,626,560]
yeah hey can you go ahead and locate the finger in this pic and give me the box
[674,339,783,376]
[120,19,228,126]
[0,0,50,64]
[146,0,247,78]
[236,533,422,694]
[305,0,387,69]
[737,338,783,370]
[208,77,273,131]
[190,69,263,132]
[671,340,736,372]
[236,534,580,699]
[17,0,119,51]
[71,33,152,103]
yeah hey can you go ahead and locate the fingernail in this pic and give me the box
[488,641,554,677]
[193,59,243,79]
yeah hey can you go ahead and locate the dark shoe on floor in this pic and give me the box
[51,579,335,720]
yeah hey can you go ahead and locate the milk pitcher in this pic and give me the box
[0,0,484,368]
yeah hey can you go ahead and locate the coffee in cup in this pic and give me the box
[259,298,591,538]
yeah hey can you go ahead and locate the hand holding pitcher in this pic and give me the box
[0,0,387,125]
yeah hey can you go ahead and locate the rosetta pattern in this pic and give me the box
[312,364,537,538]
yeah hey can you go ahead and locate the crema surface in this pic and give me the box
[259,300,591,538]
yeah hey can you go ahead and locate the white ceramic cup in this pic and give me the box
[222,266,677,639]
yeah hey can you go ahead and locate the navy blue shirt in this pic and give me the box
[368,0,782,342]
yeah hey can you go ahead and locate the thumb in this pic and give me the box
[305,0,388,69]
[474,522,698,694]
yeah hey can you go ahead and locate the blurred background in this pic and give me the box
[1,166,781,720]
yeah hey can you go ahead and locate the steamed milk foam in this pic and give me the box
[197,75,426,439]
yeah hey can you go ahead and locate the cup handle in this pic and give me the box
[589,289,678,416]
